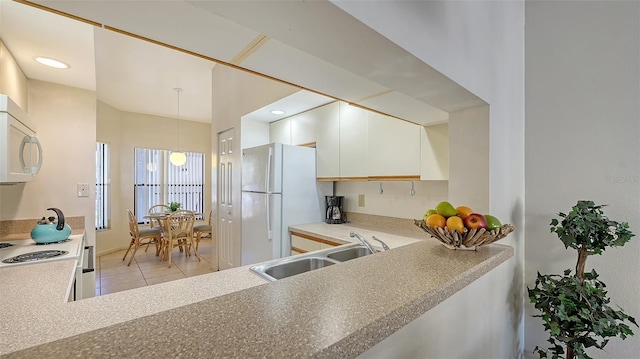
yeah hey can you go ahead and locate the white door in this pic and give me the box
[217,128,238,270]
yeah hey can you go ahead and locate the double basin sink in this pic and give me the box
[250,243,376,281]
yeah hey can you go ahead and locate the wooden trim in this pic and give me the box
[368,175,421,181]
[317,176,420,182]
[317,177,341,182]
[16,0,102,27]
[290,231,341,247]
[230,34,269,66]
[339,177,369,182]
[296,142,316,148]
[291,246,307,254]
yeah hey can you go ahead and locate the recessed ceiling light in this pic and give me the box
[270,109,285,115]
[33,56,70,69]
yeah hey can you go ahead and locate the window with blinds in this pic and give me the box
[134,148,205,223]
[96,142,110,230]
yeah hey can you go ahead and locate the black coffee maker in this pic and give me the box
[325,196,346,224]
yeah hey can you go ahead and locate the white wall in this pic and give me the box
[448,105,490,214]
[96,101,212,255]
[334,1,525,357]
[336,180,448,220]
[240,117,269,149]
[525,2,640,358]
[0,80,97,249]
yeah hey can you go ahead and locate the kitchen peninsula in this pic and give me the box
[1,223,513,358]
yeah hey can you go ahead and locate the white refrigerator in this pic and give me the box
[241,143,328,265]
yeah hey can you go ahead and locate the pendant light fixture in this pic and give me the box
[169,87,187,166]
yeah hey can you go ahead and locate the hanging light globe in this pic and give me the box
[169,87,187,167]
[170,151,187,166]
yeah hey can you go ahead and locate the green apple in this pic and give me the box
[425,209,437,216]
[485,214,502,230]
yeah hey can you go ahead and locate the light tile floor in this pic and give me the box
[96,237,216,296]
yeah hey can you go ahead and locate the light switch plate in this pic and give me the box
[358,194,365,207]
[77,183,89,197]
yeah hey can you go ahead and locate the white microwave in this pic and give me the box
[0,94,42,183]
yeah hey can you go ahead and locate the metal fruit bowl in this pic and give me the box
[414,219,514,250]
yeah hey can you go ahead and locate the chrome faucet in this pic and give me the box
[371,235,390,251]
[350,231,388,253]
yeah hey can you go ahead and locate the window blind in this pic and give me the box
[134,148,204,223]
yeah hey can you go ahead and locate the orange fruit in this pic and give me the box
[425,214,446,228]
[446,216,465,234]
[456,206,473,219]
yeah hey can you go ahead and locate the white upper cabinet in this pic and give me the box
[314,102,340,179]
[291,111,316,146]
[267,100,447,181]
[421,123,449,180]
[367,112,421,179]
[269,117,291,145]
[339,102,368,179]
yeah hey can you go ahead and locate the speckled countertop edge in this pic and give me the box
[1,222,514,358]
[2,244,513,358]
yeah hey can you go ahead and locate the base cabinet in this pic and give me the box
[290,231,340,255]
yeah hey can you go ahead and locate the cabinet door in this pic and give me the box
[291,234,321,254]
[421,123,449,180]
[339,102,369,179]
[368,112,420,178]
[269,118,291,145]
[319,242,340,249]
[291,112,316,146]
[314,102,340,179]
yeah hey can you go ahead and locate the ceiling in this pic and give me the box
[0,0,486,125]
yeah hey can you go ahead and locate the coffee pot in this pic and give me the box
[325,196,346,224]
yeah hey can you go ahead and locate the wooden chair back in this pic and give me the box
[148,204,170,228]
[166,210,195,241]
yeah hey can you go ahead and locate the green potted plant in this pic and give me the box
[169,201,181,212]
[528,200,637,359]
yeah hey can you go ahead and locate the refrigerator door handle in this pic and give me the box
[265,147,272,192]
[266,195,272,241]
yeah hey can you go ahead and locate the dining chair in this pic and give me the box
[124,209,162,266]
[148,204,170,229]
[193,210,213,251]
[160,209,200,268]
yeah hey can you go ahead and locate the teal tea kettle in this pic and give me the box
[31,208,72,244]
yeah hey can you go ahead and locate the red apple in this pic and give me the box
[463,213,488,229]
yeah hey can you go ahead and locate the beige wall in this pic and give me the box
[96,101,212,256]
[0,80,97,248]
[448,105,490,214]
[0,41,28,109]
[524,2,639,357]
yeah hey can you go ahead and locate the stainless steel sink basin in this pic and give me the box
[249,243,381,281]
[251,256,340,281]
[325,245,374,262]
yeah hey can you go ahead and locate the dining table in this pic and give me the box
[143,211,202,261]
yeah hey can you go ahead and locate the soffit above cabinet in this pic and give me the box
[21,0,486,125]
